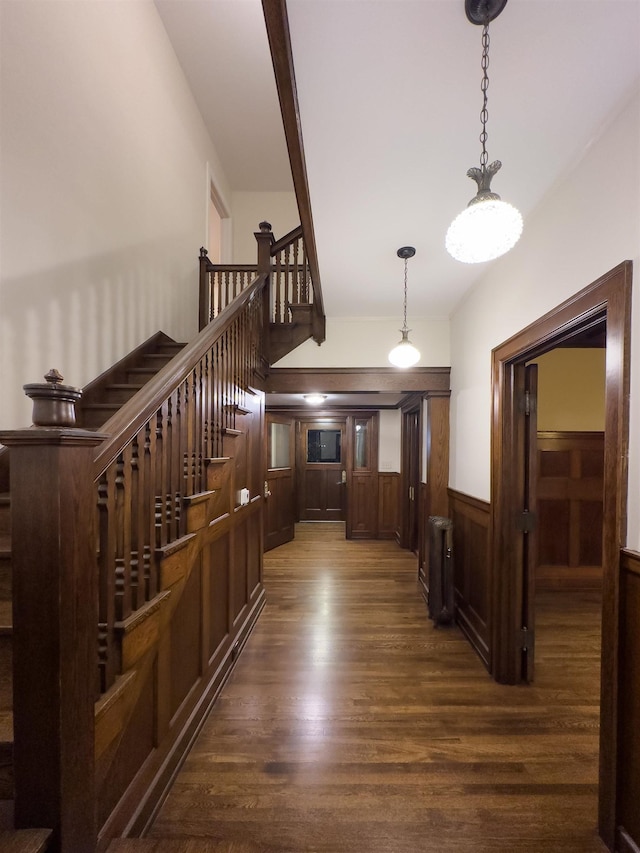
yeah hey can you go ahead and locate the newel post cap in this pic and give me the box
[23,368,82,427]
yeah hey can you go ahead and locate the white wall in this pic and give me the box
[275,317,450,367]
[449,88,640,544]
[232,191,299,263]
[378,409,401,472]
[0,0,230,431]
[533,349,606,432]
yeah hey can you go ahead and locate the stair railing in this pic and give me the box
[199,222,325,345]
[1,272,267,852]
[94,275,266,693]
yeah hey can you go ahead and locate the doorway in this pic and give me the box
[490,261,631,848]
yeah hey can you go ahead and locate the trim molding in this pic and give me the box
[266,367,451,394]
[617,827,640,853]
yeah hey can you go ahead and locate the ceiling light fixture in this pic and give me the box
[303,393,327,405]
[446,0,523,264]
[388,246,420,368]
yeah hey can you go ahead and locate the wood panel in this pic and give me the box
[349,474,377,539]
[266,366,451,394]
[377,473,399,540]
[617,549,640,852]
[264,470,294,551]
[536,431,604,589]
[448,489,491,669]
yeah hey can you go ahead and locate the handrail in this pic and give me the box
[270,225,302,256]
[94,273,266,478]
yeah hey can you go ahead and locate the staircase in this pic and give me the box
[0,223,325,853]
[0,332,186,846]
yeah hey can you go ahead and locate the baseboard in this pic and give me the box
[617,827,640,853]
[455,605,490,670]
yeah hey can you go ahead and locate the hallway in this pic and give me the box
[148,523,605,852]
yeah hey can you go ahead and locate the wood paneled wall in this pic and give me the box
[617,549,640,853]
[378,473,399,540]
[448,489,491,669]
[536,431,604,589]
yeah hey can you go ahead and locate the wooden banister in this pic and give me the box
[270,225,302,256]
[96,274,266,477]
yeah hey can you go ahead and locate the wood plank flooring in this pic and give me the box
[147,522,605,852]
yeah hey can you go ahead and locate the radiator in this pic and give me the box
[427,515,454,626]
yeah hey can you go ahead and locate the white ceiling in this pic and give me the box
[156,0,640,323]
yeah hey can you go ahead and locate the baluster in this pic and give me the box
[165,396,174,540]
[275,252,282,323]
[197,357,206,492]
[293,237,300,303]
[223,270,230,311]
[284,243,292,320]
[202,350,212,462]
[192,365,200,492]
[97,470,115,694]
[172,387,183,538]
[130,434,142,611]
[114,451,132,622]
[154,407,165,554]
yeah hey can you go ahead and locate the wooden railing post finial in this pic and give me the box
[23,369,82,427]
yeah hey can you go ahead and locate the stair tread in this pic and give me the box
[107,839,274,852]
[0,829,52,853]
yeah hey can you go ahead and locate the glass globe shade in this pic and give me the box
[388,334,420,368]
[446,198,523,264]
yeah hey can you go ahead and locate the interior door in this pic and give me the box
[521,362,538,682]
[401,408,420,552]
[264,415,295,551]
[298,420,346,521]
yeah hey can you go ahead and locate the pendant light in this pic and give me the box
[446,0,523,264]
[388,246,420,368]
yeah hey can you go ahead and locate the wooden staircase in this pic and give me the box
[0,332,186,846]
[0,223,324,853]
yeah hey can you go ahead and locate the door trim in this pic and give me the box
[490,260,632,848]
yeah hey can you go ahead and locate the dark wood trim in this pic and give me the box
[490,260,632,849]
[261,0,325,338]
[266,367,451,394]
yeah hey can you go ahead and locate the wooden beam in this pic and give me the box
[266,367,451,394]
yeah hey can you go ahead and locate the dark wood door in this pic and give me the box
[402,409,420,553]
[521,363,538,682]
[264,415,295,551]
[298,420,346,521]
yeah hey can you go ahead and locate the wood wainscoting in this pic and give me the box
[378,473,399,540]
[448,489,491,670]
[536,431,604,589]
[617,549,640,853]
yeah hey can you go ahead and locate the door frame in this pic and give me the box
[490,261,632,848]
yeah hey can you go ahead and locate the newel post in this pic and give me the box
[199,246,211,331]
[255,221,274,362]
[0,370,105,853]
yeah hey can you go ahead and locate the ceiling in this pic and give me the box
[156,0,639,408]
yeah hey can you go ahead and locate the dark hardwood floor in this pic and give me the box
[147,522,605,852]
